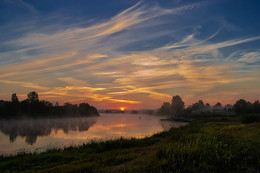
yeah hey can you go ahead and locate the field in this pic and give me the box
[0,114,259,172]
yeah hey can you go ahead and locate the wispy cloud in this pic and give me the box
[0,80,49,90]
[0,1,260,107]
[39,85,140,104]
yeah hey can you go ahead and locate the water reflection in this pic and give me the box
[0,114,187,155]
[0,117,97,145]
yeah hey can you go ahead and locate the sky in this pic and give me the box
[0,0,260,109]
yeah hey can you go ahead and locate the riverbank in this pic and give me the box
[0,114,259,172]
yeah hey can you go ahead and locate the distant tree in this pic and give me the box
[214,102,222,107]
[38,100,53,115]
[205,103,211,108]
[204,103,212,114]
[79,103,91,115]
[64,102,78,115]
[183,106,192,115]
[158,102,171,115]
[10,93,20,116]
[253,100,260,113]
[0,91,99,118]
[20,99,30,114]
[171,95,184,117]
[11,93,19,103]
[64,102,72,106]
[247,101,254,113]
[27,91,39,103]
[233,99,248,114]
[55,102,59,107]
[192,100,205,111]
[198,100,205,107]
[89,106,99,116]
[131,110,138,114]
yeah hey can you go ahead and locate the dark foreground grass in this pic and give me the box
[0,115,260,172]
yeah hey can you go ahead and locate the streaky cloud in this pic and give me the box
[0,0,259,107]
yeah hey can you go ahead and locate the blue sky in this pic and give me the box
[0,0,260,109]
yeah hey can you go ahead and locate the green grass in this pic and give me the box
[0,114,260,172]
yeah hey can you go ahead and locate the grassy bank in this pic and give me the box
[0,114,260,172]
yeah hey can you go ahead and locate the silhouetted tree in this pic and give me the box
[158,102,171,115]
[0,91,98,118]
[247,101,254,113]
[192,100,205,111]
[55,102,59,107]
[9,93,20,116]
[233,99,248,114]
[63,102,79,116]
[131,110,138,114]
[171,95,184,117]
[214,102,222,107]
[253,100,260,113]
[27,91,39,103]
[11,93,19,103]
[38,100,53,115]
[79,103,91,115]
[89,106,99,116]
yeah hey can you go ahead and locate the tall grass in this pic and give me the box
[156,133,260,172]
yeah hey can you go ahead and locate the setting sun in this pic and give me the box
[120,107,125,111]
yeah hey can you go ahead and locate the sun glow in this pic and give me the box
[120,107,125,111]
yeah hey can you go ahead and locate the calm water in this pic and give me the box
[0,113,187,155]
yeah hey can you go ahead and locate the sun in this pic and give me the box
[120,107,125,111]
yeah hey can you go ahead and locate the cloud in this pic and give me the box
[163,36,260,55]
[0,80,49,90]
[229,51,260,64]
[0,1,260,107]
[0,53,109,79]
[5,0,202,52]
[39,86,140,104]
[2,0,38,14]
[18,0,38,13]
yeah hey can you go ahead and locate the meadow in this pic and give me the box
[0,114,259,172]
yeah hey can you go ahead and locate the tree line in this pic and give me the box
[158,95,260,117]
[0,91,99,118]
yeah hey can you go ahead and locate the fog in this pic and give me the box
[0,117,98,145]
[0,113,187,155]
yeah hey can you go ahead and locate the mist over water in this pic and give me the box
[0,113,187,155]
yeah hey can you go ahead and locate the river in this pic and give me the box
[0,113,187,155]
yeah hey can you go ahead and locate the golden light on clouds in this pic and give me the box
[0,1,260,109]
